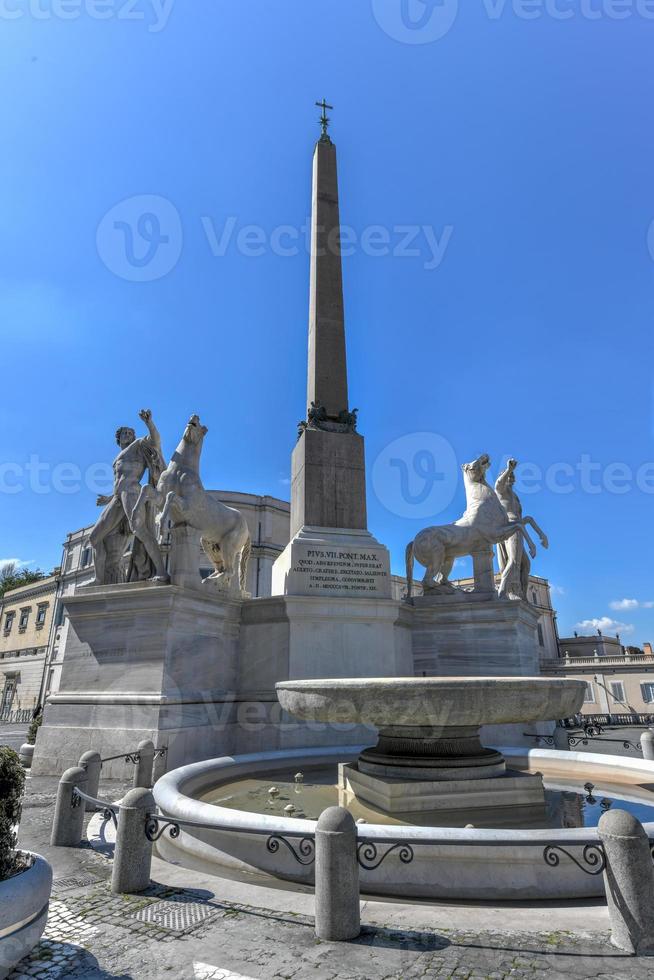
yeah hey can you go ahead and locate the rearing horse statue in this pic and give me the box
[132,415,251,595]
[405,453,544,599]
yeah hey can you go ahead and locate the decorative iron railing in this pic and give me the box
[0,707,33,725]
[71,786,119,829]
[100,747,167,768]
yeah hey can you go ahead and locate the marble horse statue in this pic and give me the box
[132,415,251,594]
[405,453,544,599]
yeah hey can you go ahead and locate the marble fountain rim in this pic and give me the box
[152,744,654,845]
[275,676,587,728]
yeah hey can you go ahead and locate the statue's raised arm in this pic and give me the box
[137,408,166,486]
[495,458,518,504]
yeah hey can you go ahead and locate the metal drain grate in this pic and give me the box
[53,871,102,891]
[133,899,218,932]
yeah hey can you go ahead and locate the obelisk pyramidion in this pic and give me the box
[272,103,392,598]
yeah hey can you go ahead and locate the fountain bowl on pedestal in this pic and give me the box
[276,676,586,814]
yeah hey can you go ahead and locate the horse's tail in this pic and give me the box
[405,540,415,600]
[240,534,251,594]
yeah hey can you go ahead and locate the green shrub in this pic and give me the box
[27,710,43,746]
[0,747,26,880]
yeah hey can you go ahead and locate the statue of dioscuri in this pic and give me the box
[132,414,251,595]
[89,409,169,585]
[495,458,548,601]
[405,453,542,599]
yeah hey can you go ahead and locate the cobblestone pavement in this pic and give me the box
[10,777,654,980]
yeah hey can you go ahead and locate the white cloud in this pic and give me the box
[576,617,634,636]
[609,599,639,611]
[550,584,566,596]
[0,558,32,572]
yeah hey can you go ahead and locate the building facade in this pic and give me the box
[541,638,654,719]
[0,574,59,721]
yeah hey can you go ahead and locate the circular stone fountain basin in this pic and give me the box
[152,745,654,902]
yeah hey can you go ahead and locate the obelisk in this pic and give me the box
[272,103,391,598]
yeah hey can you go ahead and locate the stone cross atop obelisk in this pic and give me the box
[307,101,349,420]
[271,106,392,599]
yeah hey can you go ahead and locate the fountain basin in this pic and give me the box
[276,677,586,810]
[152,745,654,901]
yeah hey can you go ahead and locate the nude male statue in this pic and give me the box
[89,409,169,585]
[495,458,548,601]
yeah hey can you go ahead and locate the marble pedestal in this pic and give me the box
[33,583,413,776]
[236,594,413,755]
[339,762,546,814]
[31,583,243,777]
[410,594,547,748]
[411,594,542,677]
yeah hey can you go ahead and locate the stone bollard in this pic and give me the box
[641,731,654,761]
[315,806,360,941]
[111,787,155,894]
[598,809,654,954]
[133,740,155,789]
[50,766,88,847]
[78,751,102,811]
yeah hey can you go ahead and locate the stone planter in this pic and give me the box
[0,853,52,979]
[18,744,34,768]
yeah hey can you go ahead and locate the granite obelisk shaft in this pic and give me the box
[290,136,367,538]
[307,138,349,419]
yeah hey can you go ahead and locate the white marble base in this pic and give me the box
[339,761,545,814]
[31,583,243,777]
[272,525,392,598]
[33,581,412,775]
[411,594,542,677]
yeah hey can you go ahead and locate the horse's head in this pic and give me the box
[462,453,491,485]
[183,414,209,446]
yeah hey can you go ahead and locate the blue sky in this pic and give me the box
[1,1,653,643]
